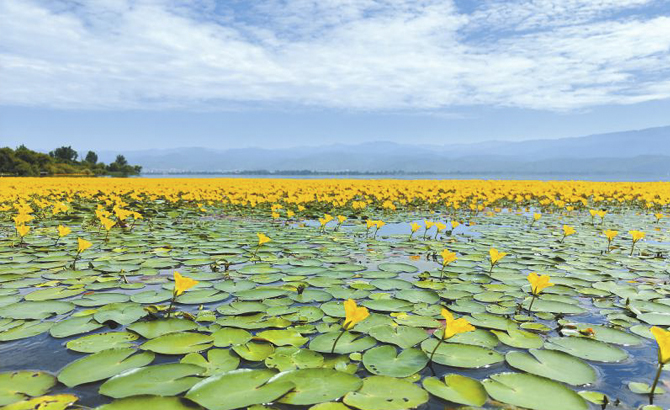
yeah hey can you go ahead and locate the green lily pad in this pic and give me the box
[421,339,503,368]
[58,347,155,387]
[141,332,214,355]
[362,346,428,377]
[544,336,628,362]
[505,349,596,385]
[212,327,252,347]
[127,319,198,339]
[99,363,204,398]
[271,368,362,405]
[422,374,487,406]
[181,349,240,376]
[0,301,74,320]
[232,342,275,361]
[265,347,324,371]
[50,316,103,338]
[369,325,429,349]
[0,320,52,341]
[0,371,57,406]
[67,332,139,353]
[309,332,377,354]
[2,394,78,410]
[343,376,429,410]
[186,369,294,410]
[254,329,309,347]
[483,372,588,410]
[97,395,205,410]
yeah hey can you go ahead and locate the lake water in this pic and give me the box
[138,173,670,182]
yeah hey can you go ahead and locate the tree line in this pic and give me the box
[0,145,142,176]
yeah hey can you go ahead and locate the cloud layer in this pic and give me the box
[1,0,669,111]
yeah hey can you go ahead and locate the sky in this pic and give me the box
[1,0,669,150]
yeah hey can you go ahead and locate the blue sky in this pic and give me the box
[1,0,669,150]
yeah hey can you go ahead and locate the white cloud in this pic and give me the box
[0,0,669,111]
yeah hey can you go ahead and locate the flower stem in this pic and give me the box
[429,337,444,363]
[331,329,347,354]
[527,294,537,313]
[650,362,663,404]
[166,293,176,319]
[630,241,636,256]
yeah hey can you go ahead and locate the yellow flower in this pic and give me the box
[337,215,346,224]
[77,238,92,253]
[629,230,645,242]
[489,248,507,266]
[651,326,670,364]
[366,220,376,229]
[596,210,607,219]
[604,229,618,241]
[441,249,457,266]
[563,225,576,236]
[410,222,421,233]
[343,299,369,330]
[257,233,272,246]
[441,308,475,339]
[324,214,334,223]
[375,220,385,229]
[435,222,447,232]
[16,224,30,238]
[57,225,71,238]
[173,271,199,296]
[271,211,280,219]
[450,221,460,229]
[100,217,115,231]
[527,272,554,295]
[297,205,305,212]
[424,220,434,229]
[287,210,295,218]
[533,213,541,221]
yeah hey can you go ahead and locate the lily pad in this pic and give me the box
[343,376,429,410]
[483,372,588,410]
[186,369,294,410]
[362,346,428,377]
[58,347,155,387]
[99,363,204,398]
[505,349,596,385]
[422,374,487,406]
[0,371,57,406]
[141,332,214,355]
[271,368,362,405]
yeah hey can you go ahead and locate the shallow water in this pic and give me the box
[2,212,670,409]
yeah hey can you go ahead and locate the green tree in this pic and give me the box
[49,146,78,162]
[84,151,98,164]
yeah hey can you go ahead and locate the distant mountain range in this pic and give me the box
[96,126,670,177]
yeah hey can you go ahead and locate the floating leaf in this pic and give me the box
[483,372,588,410]
[343,376,429,410]
[0,371,56,406]
[422,374,487,406]
[362,346,428,377]
[271,368,362,405]
[58,348,155,387]
[505,349,596,385]
[99,363,204,398]
[186,369,294,410]
[141,332,213,355]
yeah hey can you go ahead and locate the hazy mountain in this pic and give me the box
[96,126,670,176]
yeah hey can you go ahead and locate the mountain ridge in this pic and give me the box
[90,125,670,175]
